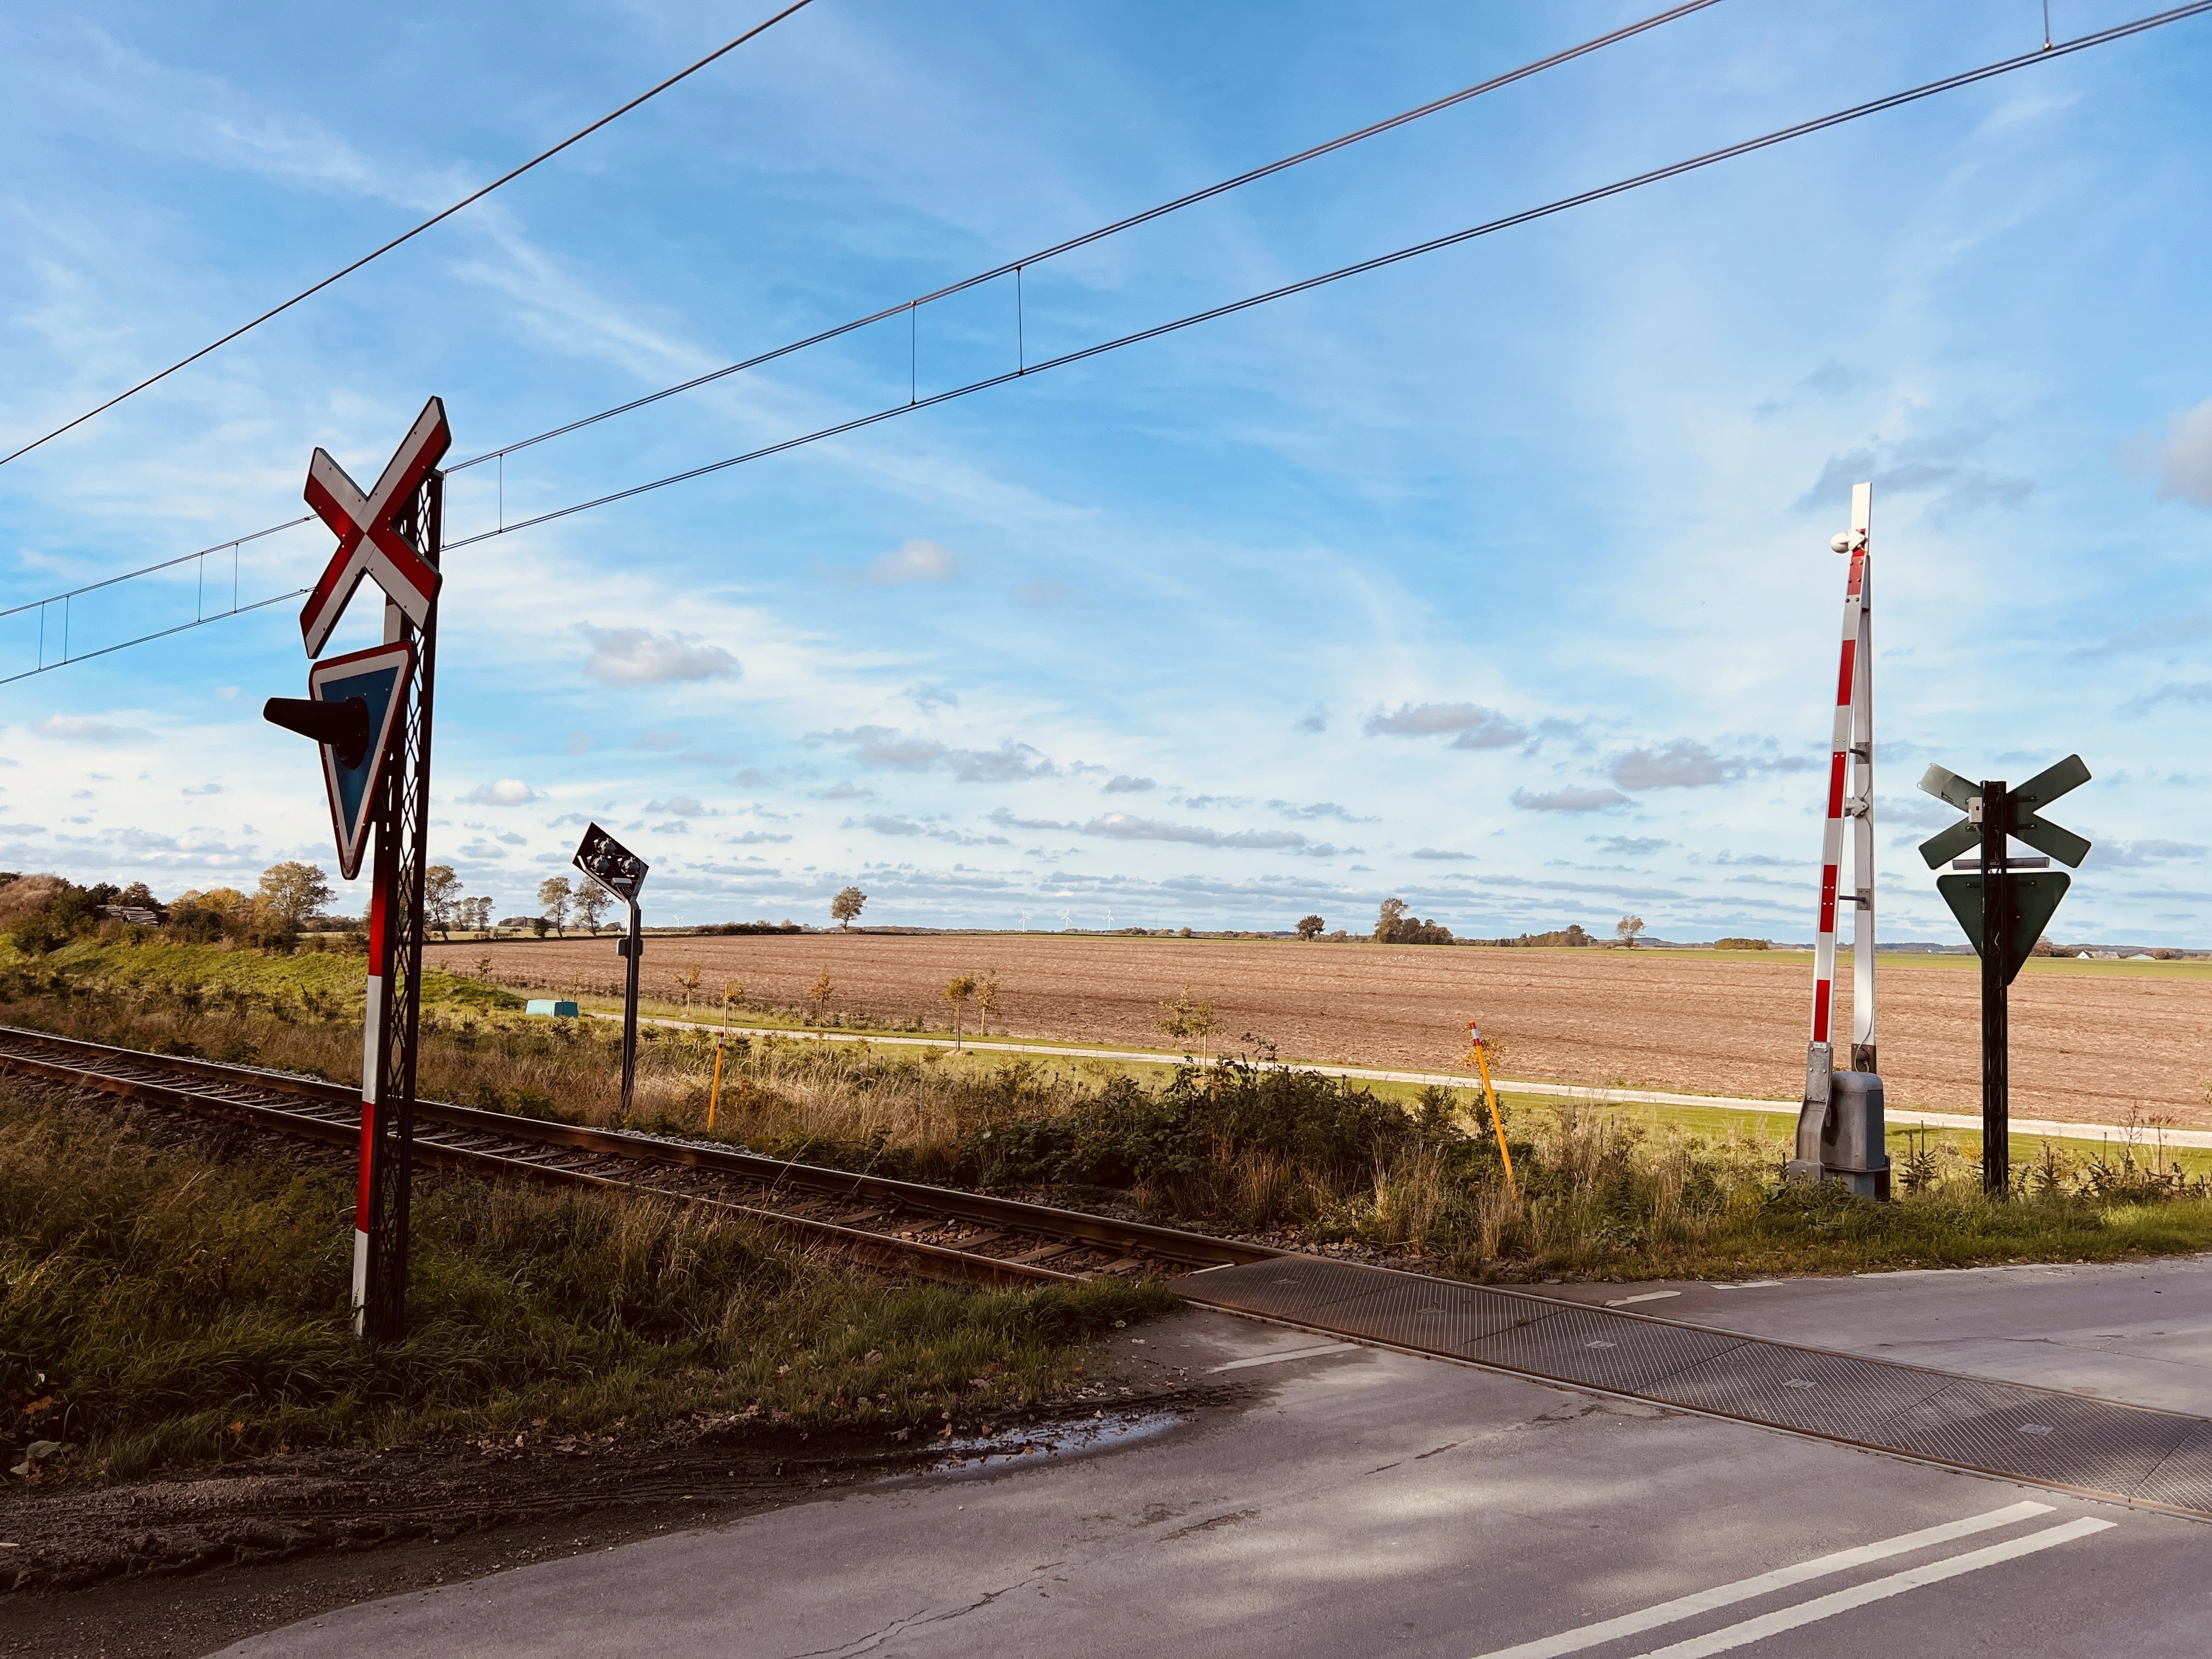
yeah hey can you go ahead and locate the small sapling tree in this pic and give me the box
[1296,914,1325,940]
[975,970,1000,1036]
[1156,986,1220,1062]
[943,974,977,1047]
[808,970,834,1024]
[831,886,867,929]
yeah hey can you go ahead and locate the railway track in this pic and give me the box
[0,1024,1282,1287]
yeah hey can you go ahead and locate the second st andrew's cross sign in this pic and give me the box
[1915,753,2092,1194]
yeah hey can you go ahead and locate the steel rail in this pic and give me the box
[0,1024,1280,1289]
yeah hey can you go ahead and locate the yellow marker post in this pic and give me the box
[707,981,735,1130]
[1464,1022,1517,1200]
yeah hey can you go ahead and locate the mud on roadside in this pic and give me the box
[1,1365,1235,1659]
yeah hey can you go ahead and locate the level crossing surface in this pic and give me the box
[222,1265,2212,1658]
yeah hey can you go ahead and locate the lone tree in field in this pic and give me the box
[1374,898,1408,941]
[256,861,333,935]
[975,970,1000,1036]
[575,882,611,935]
[1615,914,1646,949]
[808,971,834,1023]
[1296,914,1325,940]
[537,876,572,935]
[424,865,461,939]
[943,974,977,1048]
[831,885,867,929]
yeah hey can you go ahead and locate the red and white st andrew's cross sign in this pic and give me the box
[298,396,450,657]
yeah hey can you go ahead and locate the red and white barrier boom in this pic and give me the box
[265,396,449,1340]
[1790,482,1889,1197]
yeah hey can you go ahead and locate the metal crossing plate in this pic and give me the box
[1181,1255,2212,1517]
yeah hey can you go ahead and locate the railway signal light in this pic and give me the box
[1916,755,2092,1194]
[574,823,650,1122]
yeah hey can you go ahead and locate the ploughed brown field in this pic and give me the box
[424,935,2212,1129]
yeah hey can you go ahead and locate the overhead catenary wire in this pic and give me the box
[8,0,2207,681]
[0,0,820,471]
[441,0,1726,475]
[8,0,1721,624]
[439,1,2212,548]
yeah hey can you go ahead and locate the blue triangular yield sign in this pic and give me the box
[307,640,414,880]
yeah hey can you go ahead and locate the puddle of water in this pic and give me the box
[877,1409,1188,1486]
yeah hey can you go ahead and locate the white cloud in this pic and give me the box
[1613,741,1737,791]
[577,625,739,686]
[464,780,541,805]
[1513,787,1629,812]
[854,539,961,585]
[2155,400,2212,506]
[1104,775,1155,793]
[32,714,139,743]
[1363,702,1527,749]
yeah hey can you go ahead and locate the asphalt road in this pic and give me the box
[222,1263,2212,1658]
[1539,1254,2212,1414]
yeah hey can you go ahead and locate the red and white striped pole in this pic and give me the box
[353,859,390,1331]
[1796,483,1874,1173]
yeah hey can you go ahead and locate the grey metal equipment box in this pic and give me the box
[1786,1070,1891,1199]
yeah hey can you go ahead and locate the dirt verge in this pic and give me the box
[1,1373,1221,1659]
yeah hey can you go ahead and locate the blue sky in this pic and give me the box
[2,0,2208,943]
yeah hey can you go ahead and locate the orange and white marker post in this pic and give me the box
[1464,1023,1518,1199]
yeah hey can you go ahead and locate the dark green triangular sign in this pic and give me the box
[1936,872,2071,985]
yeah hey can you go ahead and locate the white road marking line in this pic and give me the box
[1206,1342,1361,1373]
[1605,1291,1682,1307]
[1467,1500,2053,1659]
[1624,1517,2114,1658]
[1711,1279,1784,1290]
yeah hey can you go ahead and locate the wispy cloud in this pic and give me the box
[2151,399,2212,507]
[986,807,1348,856]
[1512,786,1628,812]
[812,726,1054,783]
[462,779,540,805]
[1613,741,1736,791]
[1104,775,1155,793]
[2121,681,2212,715]
[846,539,961,585]
[2095,838,2208,867]
[2068,612,2212,662]
[1363,702,1526,749]
[32,714,142,743]
[1797,430,2032,519]
[577,625,738,686]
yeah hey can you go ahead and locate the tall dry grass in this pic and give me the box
[9,972,2212,1290]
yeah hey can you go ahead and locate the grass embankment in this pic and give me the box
[8,946,2212,1292]
[0,1081,1168,1487]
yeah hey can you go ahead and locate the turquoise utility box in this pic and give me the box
[525,1000,580,1018]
